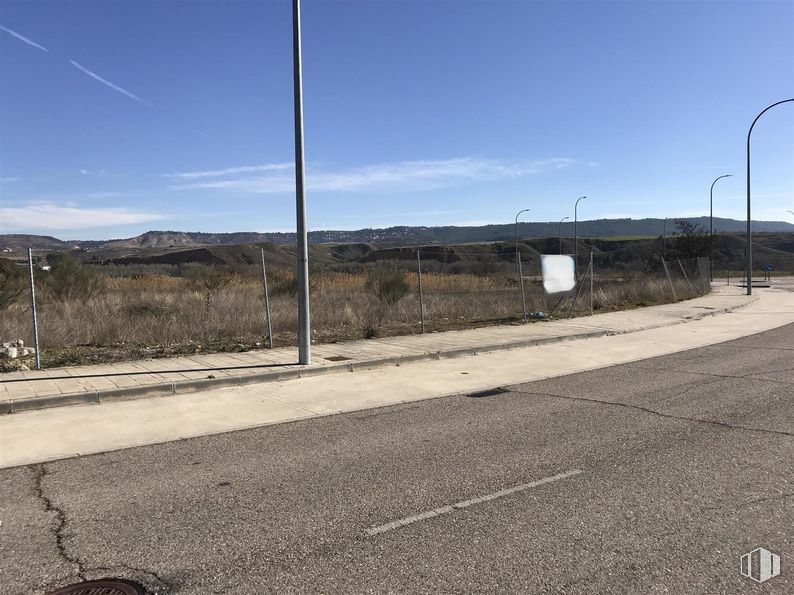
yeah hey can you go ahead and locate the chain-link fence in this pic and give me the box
[0,244,716,369]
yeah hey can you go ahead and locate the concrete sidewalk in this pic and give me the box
[0,285,758,413]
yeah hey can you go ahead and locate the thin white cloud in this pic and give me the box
[165,163,294,180]
[0,24,48,52]
[0,177,21,183]
[69,60,152,106]
[0,204,163,231]
[168,157,577,194]
[79,168,112,177]
[86,191,124,199]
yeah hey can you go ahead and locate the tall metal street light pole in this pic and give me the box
[709,174,732,280]
[574,196,586,270]
[558,216,569,254]
[662,217,668,253]
[745,98,794,296]
[514,208,530,322]
[293,0,311,364]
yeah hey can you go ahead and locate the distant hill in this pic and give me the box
[0,234,77,252]
[79,232,794,276]
[2,217,793,252]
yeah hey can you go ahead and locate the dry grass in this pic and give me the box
[0,269,706,369]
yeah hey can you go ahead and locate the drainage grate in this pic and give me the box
[325,355,353,362]
[466,387,510,399]
[45,579,146,595]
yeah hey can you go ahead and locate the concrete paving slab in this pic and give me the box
[0,285,772,410]
[1,291,790,467]
[0,389,314,467]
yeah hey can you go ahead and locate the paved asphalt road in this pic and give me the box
[1,324,792,594]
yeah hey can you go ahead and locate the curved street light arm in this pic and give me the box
[746,98,794,295]
[709,174,732,280]
[513,208,531,323]
[514,208,531,249]
[558,216,569,254]
[574,196,586,268]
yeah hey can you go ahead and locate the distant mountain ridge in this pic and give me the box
[2,217,793,251]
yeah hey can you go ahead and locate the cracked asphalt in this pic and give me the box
[1,324,791,594]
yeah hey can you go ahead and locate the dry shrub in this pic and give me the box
[0,259,25,312]
[366,267,410,306]
[39,253,105,303]
[0,262,708,363]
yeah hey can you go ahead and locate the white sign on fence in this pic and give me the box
[541,255,576,295]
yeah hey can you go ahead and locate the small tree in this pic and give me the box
[40,253,106,302]
[366,266,410,306]
[672,220,710,259]
[182,265,230,318]
[0,258,25,312]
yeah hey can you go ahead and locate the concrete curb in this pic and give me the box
[1,295,757,414]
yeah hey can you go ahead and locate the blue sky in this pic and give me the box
[1,0,792,239]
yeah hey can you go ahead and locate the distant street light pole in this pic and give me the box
[788,210,794,217]
[663,217,668,253]
[293,0,311,363]
[514,208,530,322]
[574,196,586,270]
[709,174,732,280]
[745,98,794,295]
[558,216,569,254]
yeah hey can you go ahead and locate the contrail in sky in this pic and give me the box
[0,24,49,52]
[69,59,152,106]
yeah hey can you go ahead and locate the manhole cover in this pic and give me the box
[325,355,352,362]
[45,578,146,595]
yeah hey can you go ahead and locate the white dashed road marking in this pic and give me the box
[365,468,583,537]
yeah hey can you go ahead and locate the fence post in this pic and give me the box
[518,252,528,322]
[589,251,594,316]
[567,259,591,319]
[27,248,41,370]
[416,249,425,334]
[661,257,677,302]
[677,259,695,296]
[260,248,273,349]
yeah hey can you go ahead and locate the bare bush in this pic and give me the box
[0,263,708,368]
[0,259,25,313]
[182,265,231,319]
[39,253,105,303]
[366,267,410,306]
